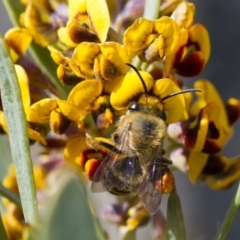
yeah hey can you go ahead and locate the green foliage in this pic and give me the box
[29,173,105,240]
[0,36,39,224]
[166,190,186,240]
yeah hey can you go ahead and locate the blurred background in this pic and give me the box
[0,0,240,239]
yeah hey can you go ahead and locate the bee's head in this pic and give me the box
[125,63,201,121]
[128,102,167,121]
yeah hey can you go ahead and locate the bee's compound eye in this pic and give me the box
[157,110,167,121]
[128,102,139,111]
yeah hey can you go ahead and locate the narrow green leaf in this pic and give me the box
[166,189,186,240]
[0,135,12,181]
[0,183,22,210]
[0,210,9,240]
[143,0,161,20]
[2,0,68,99]
[0,36,39,224]
[216,181,240,240]
[29,172,105,240]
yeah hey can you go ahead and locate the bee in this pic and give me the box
[90,63,200,215]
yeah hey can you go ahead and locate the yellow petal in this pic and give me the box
[33,165,47,189]
[154,17,188,73]
[86,0,110,42]
[4,28,32,62]
[192,80,232,146]
[68,0,87,20]
[111,71,154,111]
[0,111,8,133]
[225,98,240,125]
[188,151,208,183]
[64,135,87,173]
[27,99,58,123]
[123,18,154,58]
[57,100,83,127]
[194,103,220,152]
[67,80,103,116]
[189,24,211,64]
[14,65,30,114]
[152,79,184,123]
[66,18,99,43]
[171,2,195,29]
[57,27,77,48]
[202,155,240,189]
[72,42,101,77]
[27,127,47,145]
[50,109,70,135]
[22,3,57,46]
[96,108,114,129]
[100,42,131,79]
[160,0,183,16]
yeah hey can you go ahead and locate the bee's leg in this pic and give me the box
[161,157,172,165]
[86,133,123,154]
[98,141,123,154]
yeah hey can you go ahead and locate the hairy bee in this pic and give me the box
[90,64,199,214]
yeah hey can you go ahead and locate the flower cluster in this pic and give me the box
[1,0,240,238]
[2,164,47,240]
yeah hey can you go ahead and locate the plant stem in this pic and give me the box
[216,181,240,240]
[0,210,9,240]
[143,0,161,20]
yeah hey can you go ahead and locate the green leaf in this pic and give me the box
[2,0,68,99]
[0,135,12,181]
[0,36,39,224]
[0,211,9,240]
[29,172,105,240]
[166,189,186,240]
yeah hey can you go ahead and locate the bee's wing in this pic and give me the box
[91,152,113,193]
[91,127,134,193]
[138,143,168,215]
[91,152,136,193]
[138,163,162,215]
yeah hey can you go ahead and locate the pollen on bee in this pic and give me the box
[154,168,175,194]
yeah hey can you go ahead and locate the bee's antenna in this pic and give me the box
[126,63,148,99]
[160,89,201,103]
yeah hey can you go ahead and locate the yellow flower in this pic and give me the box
[72,42,131,81]
[2,203,24,240]
[64,135,111,177]
[59,0,110,46]
[27,98,83,135]
[67,79,116,129]
[0,65,46,144]
[200,154,240,190]
[20,0,68,46]
[173,23,211,77]
[2,163,47,240]
[167,80,240,185]
[123,16,188,73]
[48,45,86,85]
[4,28,32,62]
[171,1,195,29]
[123,4,210,77]
[27,79,116,133]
